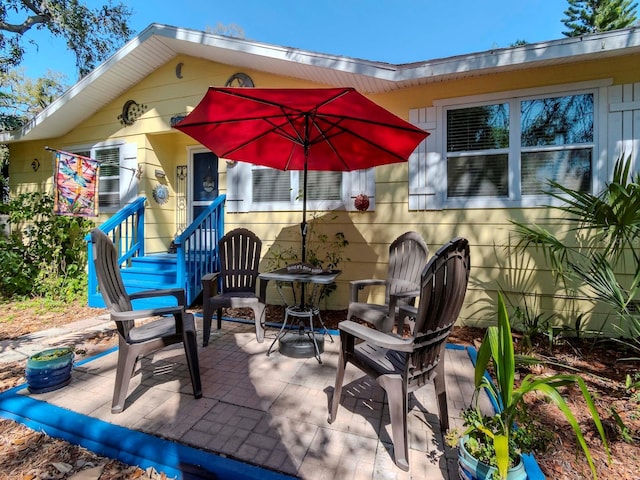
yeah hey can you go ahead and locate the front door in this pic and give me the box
[189,149,219,222]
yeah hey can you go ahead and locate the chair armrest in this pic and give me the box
[381,290,420,333]
[129,288,186,306]
[202,272,220,282]
[338,320,414,352]
[397,304,418,319]
[349,279,387,303]
[202,272,221,300]
[111,305,185,322]
[395,304,418,336]
[389,289,420,302]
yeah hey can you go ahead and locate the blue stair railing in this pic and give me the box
[173,194,226,305]
[86,195,226,308]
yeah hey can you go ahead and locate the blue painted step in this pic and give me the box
[89,253,182,309]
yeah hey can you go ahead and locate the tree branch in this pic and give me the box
[0,14,49,34]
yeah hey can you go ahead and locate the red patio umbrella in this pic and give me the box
[174,87,428,263]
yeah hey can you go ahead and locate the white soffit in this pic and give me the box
[4,24,640,143]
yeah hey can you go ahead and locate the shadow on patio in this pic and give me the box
[0,317,484,479]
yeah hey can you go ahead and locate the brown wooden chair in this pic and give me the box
[90,228,202,414]
[201,228,266,346]
[347,231,429,333]
[329,237,470,471]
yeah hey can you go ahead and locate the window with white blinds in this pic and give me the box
[227,159,375,213]
[71,144,137,212]
[446,104,509,197]
[252,169,290,203]
[95,148,120,209]
[251,167,342,203]
[306,171,342,200]
[444,91,594,202]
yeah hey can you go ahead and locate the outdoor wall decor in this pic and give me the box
[354,193,370,211]
[52,149,99,217]
[118,99,148,126]
[224,72,254,87]
[152,183,169,205]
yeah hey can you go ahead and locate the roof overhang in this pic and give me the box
[4,23,640,144]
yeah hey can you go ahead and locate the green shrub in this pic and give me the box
[0,192,93,300]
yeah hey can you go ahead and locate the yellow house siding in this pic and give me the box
[6,36,640,334]
[7,141,56,196]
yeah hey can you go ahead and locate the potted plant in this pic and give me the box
[451,293,610,480]
[25,346,75,394]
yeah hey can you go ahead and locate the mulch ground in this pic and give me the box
[1,300,639,479]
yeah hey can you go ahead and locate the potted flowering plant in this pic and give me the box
[453,294,610,480]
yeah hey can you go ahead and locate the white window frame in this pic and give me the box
[416,80,611,210]
[227,161,376,213]
[66,141,138,213]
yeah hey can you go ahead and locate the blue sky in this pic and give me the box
[22,0,569,82]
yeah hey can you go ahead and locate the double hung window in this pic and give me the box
[251,168,342,205]
[71,143,137,212]
[444,91,594,206]
[228,160,371,213]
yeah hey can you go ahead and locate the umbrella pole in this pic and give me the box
[300,155,308,308]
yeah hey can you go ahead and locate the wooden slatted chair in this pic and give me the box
[329,237,470,471]
[90,228,202,414]
[347,231,429,333]
[201,228,266,346]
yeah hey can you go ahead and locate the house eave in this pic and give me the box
[3,24,640,144]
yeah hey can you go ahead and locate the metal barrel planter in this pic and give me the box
[26,347,75,394]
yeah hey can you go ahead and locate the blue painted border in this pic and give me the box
[464,346,546,480]
[0,356,295,480]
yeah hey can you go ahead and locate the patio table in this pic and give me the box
[259,268,340,363]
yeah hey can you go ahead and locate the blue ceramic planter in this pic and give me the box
[26,347,74,394]
[458,436,528,480]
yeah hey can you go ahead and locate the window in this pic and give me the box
[251,168,342,204]
[443,91,594,205]
[95,148,121,209]
[252,168,291,203]
[446,104,509,197]
[520,94,593,195]
[71,143,137,212]
[227,161,375,213]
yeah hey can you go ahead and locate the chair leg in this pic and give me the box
[216,308,223,330]
[182,314,202,399]
[202,301,212,347]
[434,361,449,431]
[252,303,266,343]
[111,338,140,414]
[378,374,409,472]
[328,330,350,423]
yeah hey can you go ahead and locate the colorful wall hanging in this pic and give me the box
[54,150,99,217]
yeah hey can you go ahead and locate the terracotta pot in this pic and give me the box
[458,436,527,480]
[26,347,74,394]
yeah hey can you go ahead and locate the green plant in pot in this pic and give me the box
[26,346,75,394]
[456,293,610,480]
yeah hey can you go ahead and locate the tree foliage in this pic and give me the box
[0,68,67,130]
[562,0,638,36]
[0,0,133,78]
